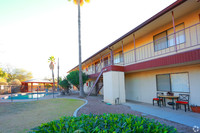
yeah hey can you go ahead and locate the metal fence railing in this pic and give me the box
[0,85,21,95]
[0,85,60,102]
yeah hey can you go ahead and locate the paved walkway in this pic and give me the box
[124,101,200,128]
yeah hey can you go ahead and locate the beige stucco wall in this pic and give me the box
[103,71,126,104]
[125,64,200,105]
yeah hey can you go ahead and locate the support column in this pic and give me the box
[199,13,200,22]
[31,83,33,92]
[103,71,126,104]
[172,11,177,52]
[133,34,137,62]
[43,83,45,91]
[122,41,124,65]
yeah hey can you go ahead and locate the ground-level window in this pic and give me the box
[154,23,185,51]
[156,72,189,92]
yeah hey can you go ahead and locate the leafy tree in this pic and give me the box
[2,65,15,82]
[0,78,8,85]
[45,84,52,89]
[9,79,21,85]
[0,68,7,78]
[2,65,32,82]
[12,69,32,82]
[67,70,88,91]
[59,78,71,94]
[48,56,56,92]
[68,0,90,97]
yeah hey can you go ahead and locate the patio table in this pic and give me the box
[158,95,179,109]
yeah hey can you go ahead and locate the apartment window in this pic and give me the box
[154,23,185,51]
[154,31,168,51]
[114,51,123,64]
[156,73,189,92]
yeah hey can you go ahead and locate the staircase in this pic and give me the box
[96,84,103,95]
[87,68,107,96]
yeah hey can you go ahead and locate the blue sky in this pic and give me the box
[0,0,176,79]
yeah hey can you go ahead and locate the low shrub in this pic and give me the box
[30,114,177,133]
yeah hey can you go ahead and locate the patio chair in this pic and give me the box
[153,92,163,106]
[176,94,190,112]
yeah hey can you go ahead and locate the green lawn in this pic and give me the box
[0,98,84,133]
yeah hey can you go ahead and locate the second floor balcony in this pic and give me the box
[85,22,200,76]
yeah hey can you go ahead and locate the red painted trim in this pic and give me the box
[104,65,124,72]
[88,49,200,77]
[89,65,124,78]
[124,49,200,72]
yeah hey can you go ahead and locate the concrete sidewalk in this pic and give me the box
[124,101,200,128]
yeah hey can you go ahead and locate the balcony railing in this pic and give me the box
[124,22,200,65]
[85,22,200,75]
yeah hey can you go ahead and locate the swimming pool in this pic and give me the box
[2,93,57,100]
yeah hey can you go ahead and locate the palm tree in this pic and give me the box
[69,0,90,97]
[48,56,56,98]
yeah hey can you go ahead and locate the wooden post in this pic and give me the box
[31,83,33,92]
[199,14,200,22]
[172,11,177,52]
[133,34,137,62]
[122,41,124,65]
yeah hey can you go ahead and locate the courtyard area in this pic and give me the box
[0,94,200,133]
[0,98,84,133]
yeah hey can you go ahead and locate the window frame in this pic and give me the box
[153,30,168,52]
[153,23,186,52]
[114,51,123,64]
[156,72,190,93]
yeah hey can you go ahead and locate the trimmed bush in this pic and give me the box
[30,114,177,133]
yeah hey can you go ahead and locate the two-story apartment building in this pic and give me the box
[68,0,200,105]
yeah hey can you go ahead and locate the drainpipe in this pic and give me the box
[172,11,177,52]
[133,34,137,62]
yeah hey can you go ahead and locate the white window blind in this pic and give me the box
[154,31,168,51]
[171,73,189,92]
[114,52,122,64]
[167,23,185,47]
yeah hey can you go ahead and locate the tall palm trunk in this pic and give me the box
[78,1,85,97]
[52,69,55,98]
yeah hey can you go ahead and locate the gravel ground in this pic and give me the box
[76,95,193,133]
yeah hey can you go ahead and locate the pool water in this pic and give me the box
[2,93,56,100]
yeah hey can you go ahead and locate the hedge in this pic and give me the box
[30,114,177,133]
